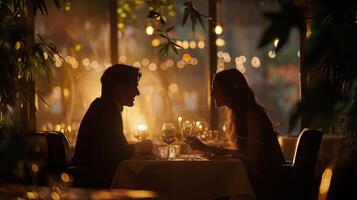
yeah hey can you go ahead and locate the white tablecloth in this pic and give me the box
[111,158,255,200]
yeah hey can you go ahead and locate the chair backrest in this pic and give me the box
[25,131,72,172]
[293,128,323,170]
[46,131,72,172]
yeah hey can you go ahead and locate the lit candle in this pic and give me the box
[135,124,148,141]
[177,116,183,131]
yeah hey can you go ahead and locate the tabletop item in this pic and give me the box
[161,123,176,160]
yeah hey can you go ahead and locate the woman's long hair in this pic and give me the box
[214,69,272,150]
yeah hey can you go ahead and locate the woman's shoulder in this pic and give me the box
[246,107,272,125]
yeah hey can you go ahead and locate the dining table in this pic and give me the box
[111,155,255,200]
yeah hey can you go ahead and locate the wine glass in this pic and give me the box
[181,121,193,160]
[161,123,176,160]
[134,124,148,141]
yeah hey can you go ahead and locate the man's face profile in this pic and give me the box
[113,81,140,107]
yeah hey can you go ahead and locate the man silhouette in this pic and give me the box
[72,64,152,187]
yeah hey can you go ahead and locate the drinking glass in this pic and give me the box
[134,128,148,141]
[161,123,176,160]
[181,121,193,160]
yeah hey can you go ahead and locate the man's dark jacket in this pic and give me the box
[72,97,134,183]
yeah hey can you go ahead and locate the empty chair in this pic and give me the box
[45,131,72,173]
[23,131,72,185]
[277,128,323,200]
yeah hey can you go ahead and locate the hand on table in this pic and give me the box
[134,140,153,155]
[185,136,208,152]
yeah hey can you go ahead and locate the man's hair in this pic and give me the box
[100,64,141,97]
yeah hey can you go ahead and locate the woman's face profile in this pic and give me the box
[211,80,226,108]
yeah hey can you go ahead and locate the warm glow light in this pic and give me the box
[251,56,261,68]
[215,38,225,46]
[148,63,157,71]
[61,173,71,183]
[146,25,154,35]
[63,88,70,98]
[133,61,141,68]
[55,60,62,67]
[160,63,168,70]
[31,164,39,173]
[43,52,48,60]
[169,83,178,92]
[166,59,174,67]
[65,3,71,12]
[222,125,226,132]
[27,191,39,199]
[141,58,150,66]
[214,24,223,35]
[297,50,300,58]
[117,22,124,29]
[72,60,79,69]
[82,58,90,66]
[198,40,205,49]
[178,116,182,122]
[51,192,60,200]
[65,56,72,63]
[182,40,189,49]
[236,63,246,73]
[182,53,191,62]
[177,61,185,69]
[274,38,279,47]
[91,61,98,69]
[217,51,224,58]
[319,168,333,195]
[15,41,22,50]
[268,50,276,59]
[75,44,81,51]
[151,39,161,47]
[176,40,182,49]
[189,41,197,49]
[238,66,246,73]
[223,53,231,63]
[53,54,60,61]
[190,58,198,65]
[137,124,148,131]
[218,58,225,65]
[125,190,157,199]
[119,55,127,63]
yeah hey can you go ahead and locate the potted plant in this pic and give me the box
[0,0,64,183]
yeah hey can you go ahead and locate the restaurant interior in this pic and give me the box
[1,0,356,199]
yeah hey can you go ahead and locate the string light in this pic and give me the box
[268,50,276,59]
[198,40,205,49]
[148,63,157,71]
[214,24,223,35]
[274,38,279,47]
[189,41,197,49]
[251,56,261,68]
[146,25,154,35]
[215,38,225,46]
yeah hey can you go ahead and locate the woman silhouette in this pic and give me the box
[187,69,285,199]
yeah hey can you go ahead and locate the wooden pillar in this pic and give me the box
[109,0,118,64]
[208,0,218,130]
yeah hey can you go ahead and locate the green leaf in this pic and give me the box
[182,8,189,26]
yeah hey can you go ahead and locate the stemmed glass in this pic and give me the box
[134,124,148,141]
[181,121,193,160]
[161,123,176,160]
